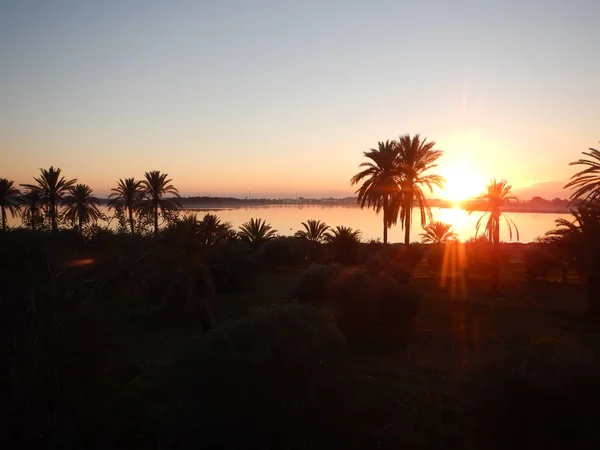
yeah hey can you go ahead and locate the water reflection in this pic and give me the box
[6,204,571,243]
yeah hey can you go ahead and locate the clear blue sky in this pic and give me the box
[1,0,599,198]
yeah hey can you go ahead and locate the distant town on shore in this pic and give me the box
[100,194,573,214]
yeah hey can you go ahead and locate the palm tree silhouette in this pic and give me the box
[325,225,362,243]
[18,185,43,231]
[238,218,277,247]
[544,201,600,309]
[0,178,21,231]
[420,221,458,244]
[325,226,362,264]
[395,134,444,246]
[22,167,76,233]
[141,171,182,236]
[564,143,600,202]
[471,179,519,293]
[62,184,103,233]
[196,213,235,246]
[473,179,519,244]
[351,141,402,245]
[108,178,143,235]
[294,219,330,243]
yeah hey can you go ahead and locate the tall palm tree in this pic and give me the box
[471,179,519,293]
[472,179,519,244]
[22,167,76,233]
[294,219,330,243]
[564,143,600,202]
[420,221,458,244]
[351,141,402,245]
[141,171,182,236]
[238,218,277,247]
[62,184,103,233]
[395,134,445,246]
[18,185,43,231]
[0,178,21,231]
[108,177,143,235]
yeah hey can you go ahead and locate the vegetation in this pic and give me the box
[351,135,444,245]
[23,166,77,233]
[4,139,600,447]
[107,177,143,235]
[294,219,330,243]
[351,141,402,245]
[141,170,182,235]
[419,221,457,244]
[395,133,445,245]
[0,178,21,231]
[564,143,600,201]
[62,184,103,233]
[238,217,277,247]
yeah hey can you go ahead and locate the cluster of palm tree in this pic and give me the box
[0,167,96,233]
[0,168,182,235]
[293,219,361,245]
[351,133,445,245]
[108,171,181,236]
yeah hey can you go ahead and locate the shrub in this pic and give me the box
[365,251,410,285]
[205,241,260,293]
[328,268,380,338]
[375,272,420,328]
[257,237,304,268]
[522,245,560,279]
[157,305,346,447]
[389,243,425,269]
[426,244,445,273]
[291,263,341,306]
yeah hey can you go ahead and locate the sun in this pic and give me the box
[442,164,486,202]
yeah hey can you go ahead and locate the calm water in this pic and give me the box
[8,204,571,243]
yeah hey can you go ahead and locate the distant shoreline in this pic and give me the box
[98,197,572,215]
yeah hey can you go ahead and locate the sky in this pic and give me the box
[1,0,599,199]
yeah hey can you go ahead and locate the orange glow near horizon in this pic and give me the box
[441,163,486,202]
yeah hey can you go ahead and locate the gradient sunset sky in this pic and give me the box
[1,0,599,198]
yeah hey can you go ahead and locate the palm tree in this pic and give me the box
[564,143,600,202]
[141,171,182,236]
[472,179,519,244]
[22,167,76,233]
[294,219,330,243]
[62,184,103,233]
[420,221,458,244]
[543,201,600,310]
[470,178,519,293]
[108,178,143,235]
[395,134,445,246]
[351,141,402,245]
[325,226,362,264]
[197,213,235,246]
[0,178,21,231]
[238,218,277,247]
[18,185,43,231]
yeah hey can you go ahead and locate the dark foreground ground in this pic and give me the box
[3,247,600,449]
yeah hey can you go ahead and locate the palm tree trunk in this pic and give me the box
[491,217,500,294]
[50,200,57,233]
[154,204,159,236]
[1,207,6,232]
[128,206,135,235]
[404,200,411,246]
[78,213,83,235]
[383,195,388,245]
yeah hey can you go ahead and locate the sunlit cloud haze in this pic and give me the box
[1,0,599,198]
